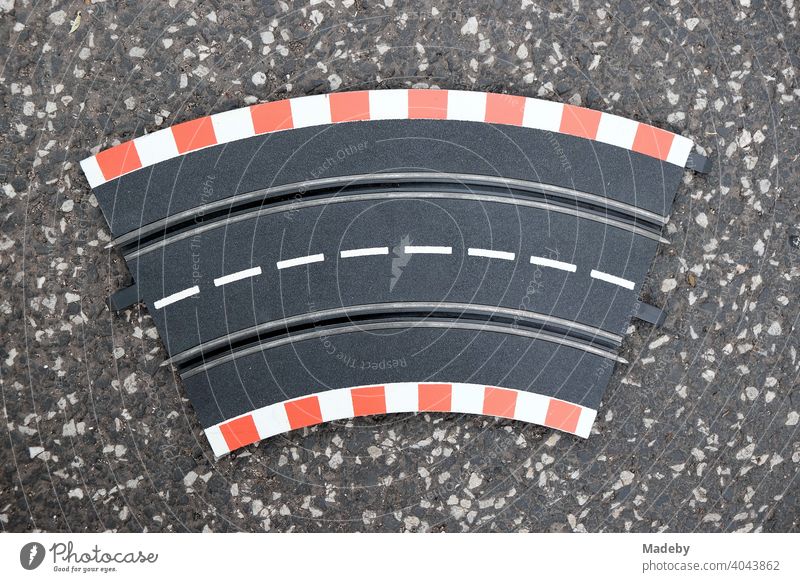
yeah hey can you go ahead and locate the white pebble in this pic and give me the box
[695,212,709,228]
[461,16,478,35]
[661,278,677,292]
[62,420,77,437]
[48,10,66,25]
[648,335,670,350]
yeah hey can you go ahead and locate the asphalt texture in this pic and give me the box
[1,0,799,533]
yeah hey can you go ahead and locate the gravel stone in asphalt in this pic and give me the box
[0,0,798,532]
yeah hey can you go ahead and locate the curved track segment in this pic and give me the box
[80,90,705,453]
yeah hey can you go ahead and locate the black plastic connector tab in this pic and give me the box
[686,152,712,174]
[107,284,141,312]
[631,300,666,327]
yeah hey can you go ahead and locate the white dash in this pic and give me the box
[530,256,577,272]
[590,269,635,290]
[468,248,515,261]
[153,286,200,309]
[213,266,262,287]
[276,253,325,270]
[340,246,389,258]
[404,245,452,255]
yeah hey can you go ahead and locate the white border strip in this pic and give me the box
[81,90,701,189]
[204,382,598,456]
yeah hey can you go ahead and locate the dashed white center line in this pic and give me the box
[468,248,515,261]
[153,285,200,309]
[590,269,635,290]
[530,256,577,273]
[276,253,325,270]
[213,266,262,287]
[404,245,452,255]
[340,246,390,258]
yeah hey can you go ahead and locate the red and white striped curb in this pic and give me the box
[81,89,697,188]
[204,382,598,456]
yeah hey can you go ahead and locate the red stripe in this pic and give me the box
[329,91,371,122]
[250,99,294,133]
[95,141,142,180]
[171,117,218,153]
[408,89,448,119]
[418,383,452,412]
[484,93,526,126]
[482,387,518,418]
[632,123,675,161]
[544,399,581,433]
[559,104,602,140]
[351,386,387,416]
[284,396,323,430]
[219,415,260,450]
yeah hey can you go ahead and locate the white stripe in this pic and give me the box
[317,388,354,422]
[447,90,487,122]
[79,156,106,189]
[251,404,290,439]
[368,89,408,120]
[384,383,419,413]
[468,248,515,261]
[276,253,325,270]
[153,285,200,309]
[134,129,179,168]
[573,406,597,439]
[213,266,262,287]
[522,97,564,132]
[211,107,255,144]
[290,94,331,128]
[340,246,389,258]
[529,256,577,272]
[450,383,484,415]
[590,269,635,290]
[667,134,694,167]
[204,426,230,457]
[404,245,452,255]
[595,114,639,150]
[512,391,550,425]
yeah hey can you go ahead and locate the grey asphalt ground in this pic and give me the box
[1,0,798,532]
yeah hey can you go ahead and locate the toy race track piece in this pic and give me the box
[81,89,708,455]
